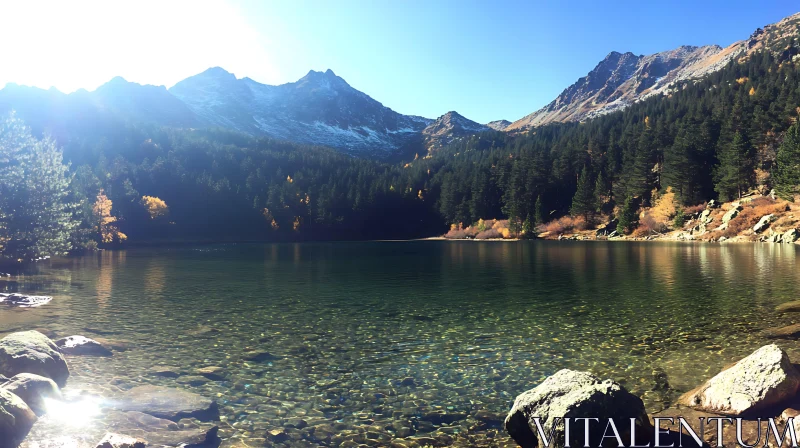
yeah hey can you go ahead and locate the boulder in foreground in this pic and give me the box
[0,293,52,307]
[0,372,61,415]
[505,369,652,448]
[56,335,113,357]
[0,331,69,387]
[0,387,37,448]
[678,344,800,415]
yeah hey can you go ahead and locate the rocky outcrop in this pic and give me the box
[679,344,800,415]
[56,335,113,357]
[721,204,742,224]
[782,228,799,243]
[0,373,61,415]
[0,331,69,387]
[0,293,52,308]
[0,387,37,448]
[505,369,651,447]
[115,385,219,422]
[753,214,775,233]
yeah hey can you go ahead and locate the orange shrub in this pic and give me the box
[544,216,588,234]
[475,228,502,239]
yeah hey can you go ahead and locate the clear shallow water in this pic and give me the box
[3,241,800,447]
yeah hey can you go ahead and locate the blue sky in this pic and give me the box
[1,0,798,123]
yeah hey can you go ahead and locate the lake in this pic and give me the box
[4,241,800,447]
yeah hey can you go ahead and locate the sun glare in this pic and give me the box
[0,0,280,92]
[43,396,102,428]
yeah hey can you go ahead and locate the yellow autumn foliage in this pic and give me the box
[141,196,169,219]
[93,190,127,244]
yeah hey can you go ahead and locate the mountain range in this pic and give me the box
[1,11,798,157]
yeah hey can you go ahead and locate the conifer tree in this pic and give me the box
[714,131,753,201]
[534,195,544,227]
[570,167,595,219]
[616,197,638,235]
[775,121,800,200]
[0,113,78,262]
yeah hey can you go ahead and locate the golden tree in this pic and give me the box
[93,190,126,244]
[141,196,169,219]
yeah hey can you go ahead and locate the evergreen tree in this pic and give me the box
[534,195,544,226]
[714,131,753,201]
[570,167,595,219]
[774,121,800,200]
[0,113,78,262]
[616,197,638,235]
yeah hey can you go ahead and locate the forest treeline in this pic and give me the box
[2,50,800,263]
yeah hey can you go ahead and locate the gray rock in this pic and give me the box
[722,204,742,224]
[753,214,775,233]
[0,387,37,447]
[504,369,652,448]
[0,372,61,416]
[56,335,113,357]
[115,385,219,422]
[0,293,52,307]
[95,433,146,448]
[679,344,800,415]
[0,331,69,387]
[699,209,713,224]
[783,229,799,244]
[104,410,219,447]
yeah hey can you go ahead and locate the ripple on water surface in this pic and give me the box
[3,241,800,446]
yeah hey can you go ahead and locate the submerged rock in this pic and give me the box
[679,344,800,415]
[776,300,800,313]
[95,433,146,448]
[763,323,800,339]
[194,366,226,381]
[244,351,280,362]
[104,410,219,447]
[0,293,52,308]
[115,385,219,422]
[148,366,181,378]
[56,335,113,357]
[504,369,651,448]
[0,387,37,447]
[0,373,61,415]
[0,331,69,387]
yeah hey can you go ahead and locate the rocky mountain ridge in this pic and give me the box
[508,12,800,130]
[421,111,491,152]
